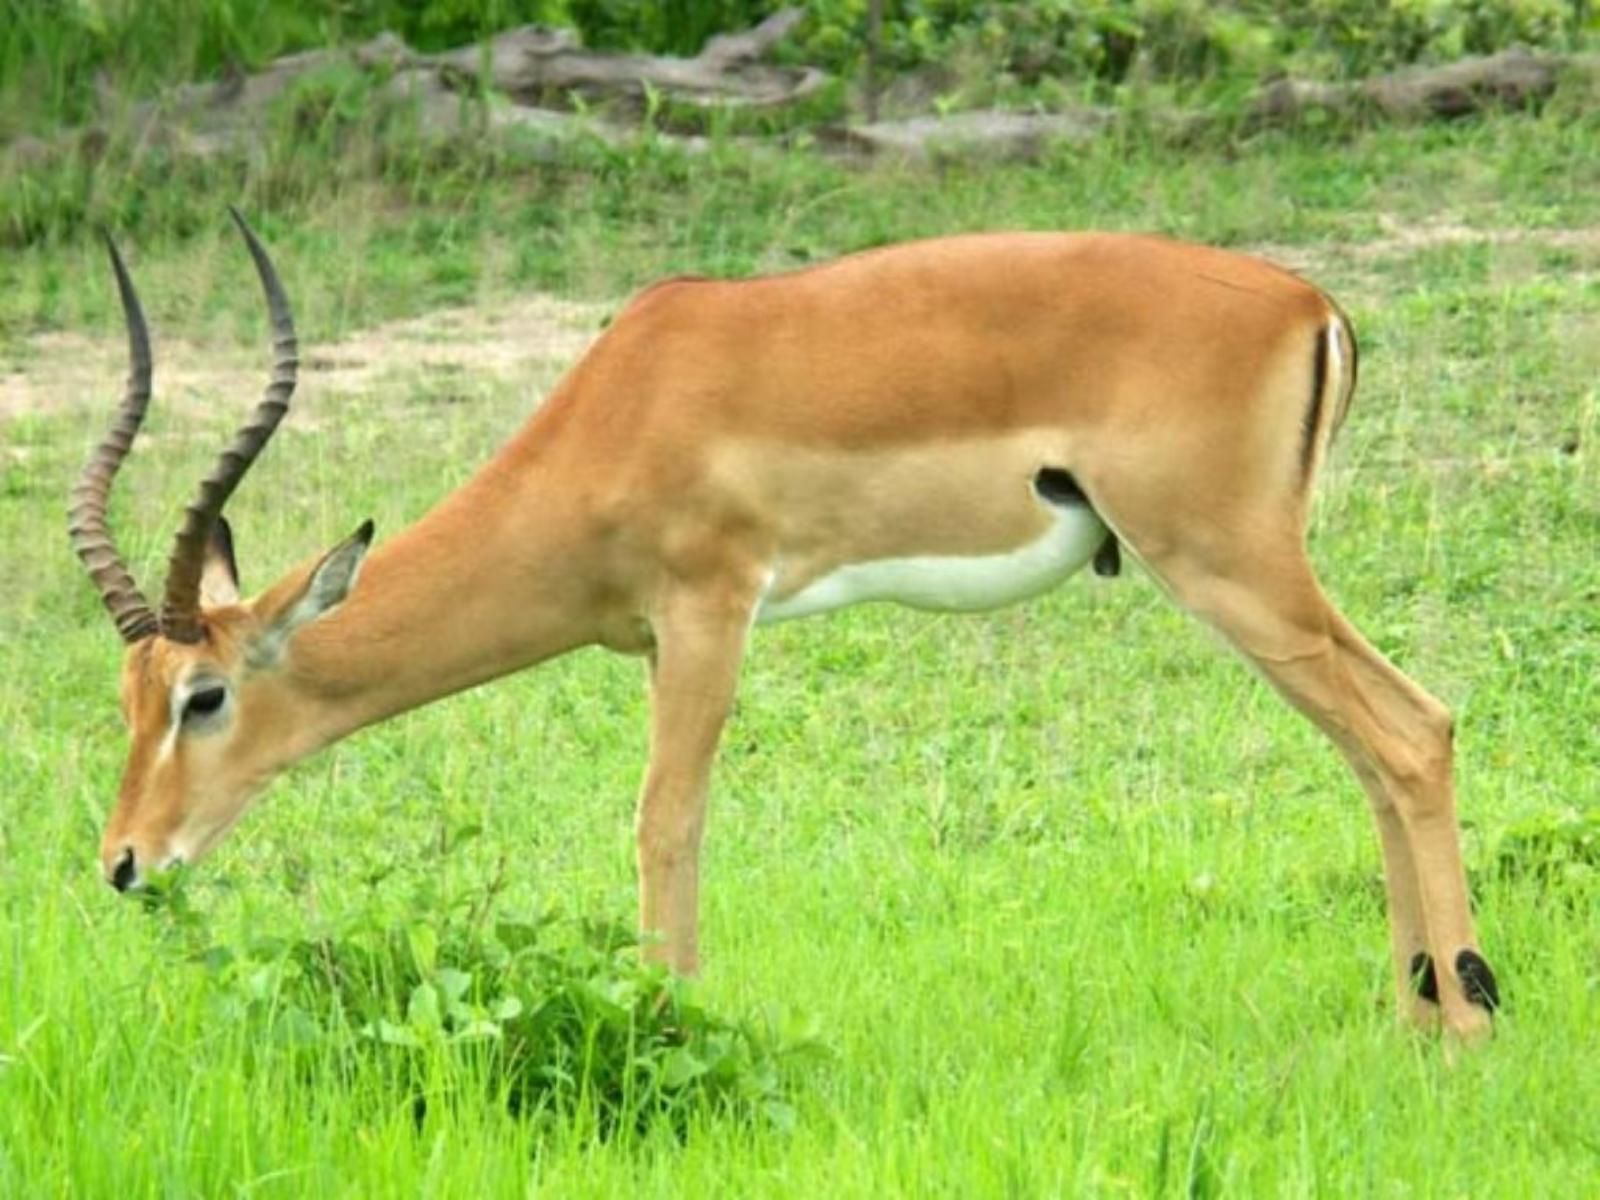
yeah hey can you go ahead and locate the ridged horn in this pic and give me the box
[67,233,160,644]
[159,207,298,644]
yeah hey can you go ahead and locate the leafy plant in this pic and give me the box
[142,859,820,1139]
[1492,806,1600,891]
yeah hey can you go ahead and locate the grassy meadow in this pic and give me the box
[2,65,1599,1199]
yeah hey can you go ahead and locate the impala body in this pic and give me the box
[73,216,1499,1038]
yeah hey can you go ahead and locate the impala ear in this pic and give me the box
[200,517,242,608]
[247,519,374,667]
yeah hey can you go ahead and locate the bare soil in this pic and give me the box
[0,291,606,429]
[5,220,1595,433]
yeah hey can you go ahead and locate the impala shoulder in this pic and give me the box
[616,274,719,322]
[592,275,740,362]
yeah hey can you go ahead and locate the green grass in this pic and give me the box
[4,81,1598,333]
[2,102,1599,1194]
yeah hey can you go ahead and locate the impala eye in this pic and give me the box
[182,685,228,723]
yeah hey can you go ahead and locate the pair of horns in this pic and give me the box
[66,208,298,644]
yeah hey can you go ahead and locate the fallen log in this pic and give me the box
[43,10,820,165]
[430,8,825,110]
[825,109,1111,162]
[5,26,1593,177]
[1250,47,1600,126]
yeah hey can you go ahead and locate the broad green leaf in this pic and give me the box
[660,1045,708,1090]
[444,824,483,854]
[407,981,442,1031]
[370,1020,421,1048]
[763,1100,798,1134]
[407,923,439,976]
[437,968,472,1001]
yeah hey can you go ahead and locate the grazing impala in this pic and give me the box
[73,210,1499,1037]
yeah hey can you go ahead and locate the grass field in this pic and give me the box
[2,96,1598,1195]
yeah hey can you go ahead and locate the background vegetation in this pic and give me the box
[1,2,1597,1195]
[4,0,1596,138]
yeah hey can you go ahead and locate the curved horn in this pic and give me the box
[160,207,298,643]
[67,233,160,643]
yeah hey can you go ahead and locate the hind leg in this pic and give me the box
[1315,605,1496,1032]
[1093,503,1495,1035]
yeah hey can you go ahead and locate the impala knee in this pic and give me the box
[1422,697,1454,748]
[1377,697,1454,796]
[1412,702,1452,768]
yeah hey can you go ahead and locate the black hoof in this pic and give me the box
[1093,534,1122,577]
[1409,951,1439,1003]
[1456,949,1500,1013]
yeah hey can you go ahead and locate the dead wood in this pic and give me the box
[45,10,818,165]
[832,49,1594,164]
[1249,48,1600,126]
[5,23,1593,176]
[826,109,1111,162]
[429,8,824,109]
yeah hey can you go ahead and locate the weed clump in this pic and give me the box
[140,868,816,1139]
[1492,807,1600,894]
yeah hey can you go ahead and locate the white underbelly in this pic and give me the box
[756,502,1106,624]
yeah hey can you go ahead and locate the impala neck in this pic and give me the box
[286,440,604,754]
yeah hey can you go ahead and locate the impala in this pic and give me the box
[72,210,1499,1037]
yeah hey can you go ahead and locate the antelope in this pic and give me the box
[72,210,1499,1038]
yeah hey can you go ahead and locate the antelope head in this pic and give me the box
[70,211,372,891]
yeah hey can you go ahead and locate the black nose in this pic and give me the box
[110,847,138,892]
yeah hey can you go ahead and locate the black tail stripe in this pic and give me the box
[1342,314,1359,431]
[1300,325,1329,477]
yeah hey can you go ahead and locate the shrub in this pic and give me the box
[141,865,819,1139]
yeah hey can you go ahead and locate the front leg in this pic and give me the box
[635,584,757,975]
